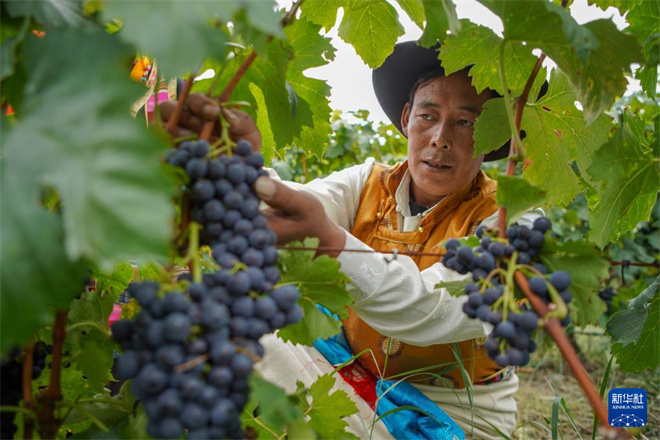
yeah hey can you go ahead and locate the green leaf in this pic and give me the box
[480,0,642,124]
[440,21,538,95]
[249,83,277,164]
[611,291,660,372]
[0,170,88,352]
[587,113,660,248]
[299,0,343,31]
[277,238,353,346]
[285,16,336,158]
[496,176,547,224]
[68,291,116,392]
[434,280,471,298]
[104,0,279,77]
[338,0,404,68]
[587,0,643,14]
[605,277,658,350]
[217,40,312,154]
[626,1,660,49]
[0,16,29,80]
[248,375,307,432]
[636,64,659,100]
[94,261,134,302]
[395,0,425,29]
[418,0,460,47]
[4,0,84,28]
[473,97,512,157]
[5,30,174,270]
[540,240,608,326]
[307,375,359,439]
[521,69,612,206]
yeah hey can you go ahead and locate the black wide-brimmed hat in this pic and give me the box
[373,41,509,161]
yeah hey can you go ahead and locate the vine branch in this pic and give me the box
[39,309,69,440]
[22,341,34,440]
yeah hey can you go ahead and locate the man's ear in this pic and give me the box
[401,102,410,137]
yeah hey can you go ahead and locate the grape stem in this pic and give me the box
[174,353,210,373]
[187,222,202,284]
[22,341,34,440]
[543,283,569,321]
[167,75,195,137]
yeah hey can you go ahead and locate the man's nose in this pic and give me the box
[431,123,451,150]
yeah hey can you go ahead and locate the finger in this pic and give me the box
[224,109,262,152]
[254,177,316,217]
[187,93,220,121]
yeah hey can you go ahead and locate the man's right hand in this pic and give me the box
[254,177,346,258]
[159,92,262,152]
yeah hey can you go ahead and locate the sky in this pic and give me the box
[301,0,628,124]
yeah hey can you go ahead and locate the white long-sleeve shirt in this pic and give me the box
[273,158,541,347]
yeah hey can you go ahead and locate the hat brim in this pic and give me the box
[372,41,509,162]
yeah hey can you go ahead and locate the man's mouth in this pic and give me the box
[422,160,452,170]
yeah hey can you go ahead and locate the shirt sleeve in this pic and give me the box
[275,158,376,231]
[336,232,492,346]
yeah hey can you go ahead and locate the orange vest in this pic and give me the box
[344,162,503,388]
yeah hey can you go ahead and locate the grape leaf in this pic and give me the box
[247,375,308,433]
[587,0,643,14]
[395,0,425,29]
[521,69,612,206]
[285,16,336,159]
[610,292,660,372]
[338,0,404,68]
[473,97,511,156]
[249,83,277,164]
[636,64,659,100]
[67,291,116,392]
[440,21,538,95]
[480,0,642,124]
[587,112,660,248]
[94,261,134,301]
[0,173,88,352]
[277,238,353,345]
[496,176,547,224]
[434,280,471,298]
[626,1,660,47]
[307,374,359,439]
[607,277,659,347]
[215,40,313,155]
[103,0,279,77]
[4,0,84,28]
[0,16,28,80]
[540,240,608,326]
[5,30,174,270]
[299,0,343,31]
[418,0,461,48]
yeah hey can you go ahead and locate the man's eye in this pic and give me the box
[419,114,433,121]
[458,119,474,127]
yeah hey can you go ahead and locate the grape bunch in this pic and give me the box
[111,139,302,439]
[598,287,617,315]
[1,342,52,439]
[442,217,572,367]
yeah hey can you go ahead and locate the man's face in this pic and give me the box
[401,71,491,206]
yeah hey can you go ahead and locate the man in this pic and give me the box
[163,41,540,439]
